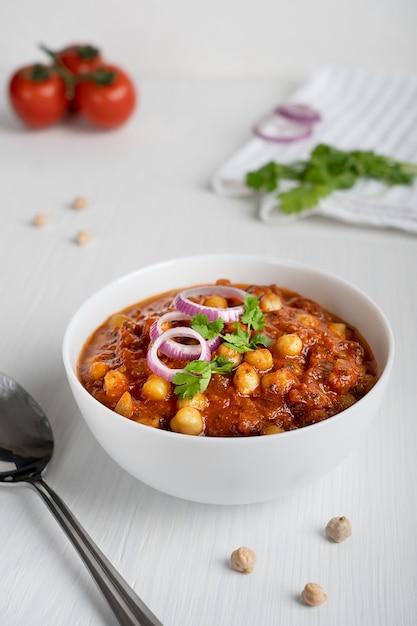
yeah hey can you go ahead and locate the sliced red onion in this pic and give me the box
[147,326,211,382]
[174,285,246,322]
[275,103,321,124]
[150,311,222,358]
[253,113,313,143]
[149,311,191,343]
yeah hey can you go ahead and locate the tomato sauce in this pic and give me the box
[77,282,378,437]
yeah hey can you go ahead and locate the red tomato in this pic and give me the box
[58,44,103,75]
[9,64,68,129]
[75,65,136,129]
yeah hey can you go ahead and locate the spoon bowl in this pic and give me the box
[0,373,53,482]
[0,372,162,626]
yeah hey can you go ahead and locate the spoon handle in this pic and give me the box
[29,477,164,626]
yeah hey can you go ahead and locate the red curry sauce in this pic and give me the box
[77,281,378,437]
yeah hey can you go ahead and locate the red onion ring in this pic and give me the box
[253,113,313,143]
[174,285,246,322]
[150,311,221,358]
[147,326,211,382]
[150,311,191,343]
[275,103,321,124]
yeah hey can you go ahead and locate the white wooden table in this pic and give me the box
[1,70,416,626]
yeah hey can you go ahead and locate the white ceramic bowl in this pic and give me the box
[62,254,394,505]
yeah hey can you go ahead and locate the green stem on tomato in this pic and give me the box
[74,44,100,60]
[83,68,117,86]
[23,64,52,83]
[39,43,75,100]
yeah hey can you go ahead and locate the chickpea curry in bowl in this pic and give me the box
[77,280,378,438]
[63,254,393,504]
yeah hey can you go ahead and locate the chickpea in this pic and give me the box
[260,292,283,312]
[275,333,303,357]
[261,424,285,435]
[244,348,273,372]
[261,368,297,394]
[230,547,256,573]
[233,363,260,396]
[297,313,319,328]
[325,516,352,542]
[33,213,48,227]
[88,361,109,381]
[136,415,160,428]
[328,322,346,338]
[142,374,171,401]
[108,313,130,328]
[170,407,203,435]
[217,343,243,367]
[115,391,133,418]
[301,582,327,606]
[177,392,208,411]
[204,295,228,308]
[103,369,128,400]
[72,196,87,210]
[75,230,92,245]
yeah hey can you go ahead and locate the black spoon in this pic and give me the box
[0,371,163,626]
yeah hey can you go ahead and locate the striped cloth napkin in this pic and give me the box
[212,66,417,233]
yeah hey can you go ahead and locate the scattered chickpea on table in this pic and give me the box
[230,547,256,573]
[72,195,88,210]
[302,582,327,606]
[33,213,48,227]
[75,230,92,246]
[32,197,91,244]
[325,516,352,542]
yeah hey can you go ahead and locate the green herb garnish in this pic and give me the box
[222,294,270,353]
[191,294,270,353]
[173,356,234,400]
[172,294,271,399]
[189,314,223,340]
[245,143,417,214]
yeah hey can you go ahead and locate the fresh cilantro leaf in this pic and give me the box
[223,325,271,353]
[223,324,252,353]
[279,183,330,214]
[172,371,206,399]
[250,333,272,348]
[245,143,417,214]
[172,295,271,398]
[182,360,211,375]
[221,295,271,352]
[173,360,212,399]
[245,162,279,192]
[350,150,417,185]
[242,294,266,331]
[210,355,235,374]
[173,356,234,399]
[245,161,304,192]
[191,295,270,352]
[190,314,224,340]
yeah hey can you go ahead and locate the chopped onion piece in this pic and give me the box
[174,285,246,322]
[275,103,321,124]
[147,326,211,382]
[253,113,313,143]
[150,311,222,358]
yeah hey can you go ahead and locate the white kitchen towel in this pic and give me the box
[212,66,417,233]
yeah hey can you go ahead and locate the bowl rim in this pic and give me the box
[62,253,395,444]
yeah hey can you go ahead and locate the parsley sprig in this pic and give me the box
[222,294,271,352]
[191,294,271,353]
[246,143,417,214]
[173,356,234,400]
[172,294,271,399]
